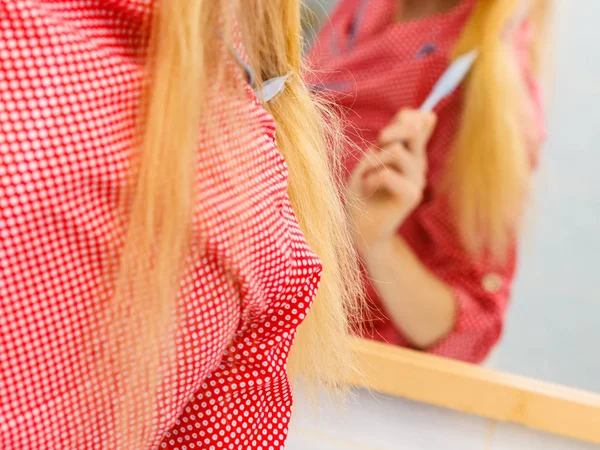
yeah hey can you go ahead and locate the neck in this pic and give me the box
[395,0,462,22]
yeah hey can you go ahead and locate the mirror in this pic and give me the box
[301,0,600,394]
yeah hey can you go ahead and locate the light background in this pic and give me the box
[286,388,598,450]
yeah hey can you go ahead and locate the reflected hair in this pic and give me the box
[445,0,550,260]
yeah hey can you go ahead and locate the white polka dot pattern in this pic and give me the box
[0,1,321,448]
[307,0,545,363]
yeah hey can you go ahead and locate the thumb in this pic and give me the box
[424,112,438,137]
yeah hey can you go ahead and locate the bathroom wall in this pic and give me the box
[286,388,598,450]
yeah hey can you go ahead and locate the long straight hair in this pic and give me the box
[108,0,361,447]
[445,0,550,260]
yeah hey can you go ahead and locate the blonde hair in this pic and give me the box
[445,0,549,260]
[105,0,361,447]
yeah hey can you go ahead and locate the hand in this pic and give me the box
[348,109,437,252]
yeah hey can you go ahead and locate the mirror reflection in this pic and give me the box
[303,0,599,393]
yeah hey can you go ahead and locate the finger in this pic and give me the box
[395,108,437,131]
[362,167,418,200]
[355,142,410,175]
[375,143,425,185]
[354,135,428,193]
[378,121,418,149]
[379,110,437,156]
[397,111,435,154]
[349,149,386,193]
[425,111,437,135]
[361,142,407,176]
[353,149,385,179]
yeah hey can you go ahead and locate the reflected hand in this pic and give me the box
[349,109,437,252]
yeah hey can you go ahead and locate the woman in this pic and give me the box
[306,0,548,363]
[0,1,362,448]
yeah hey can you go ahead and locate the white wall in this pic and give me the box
[493,0,600,394]
[287,388,598,449]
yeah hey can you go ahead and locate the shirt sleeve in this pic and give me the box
[158,267,322,450]
[396,196,515,364]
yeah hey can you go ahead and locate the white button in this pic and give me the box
[482,273,502,293]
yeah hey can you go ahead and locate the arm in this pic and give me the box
[364,23,544,354]
[349,109,512,361]
[349,109,456,349]
[359,235,456,349]
[358,207,514,363]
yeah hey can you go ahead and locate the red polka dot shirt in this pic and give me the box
[307,0,545,363]
[0,1,321,448]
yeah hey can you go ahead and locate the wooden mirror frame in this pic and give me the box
[344,338,600,444]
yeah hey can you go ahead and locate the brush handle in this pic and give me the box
[419,49,479,112]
